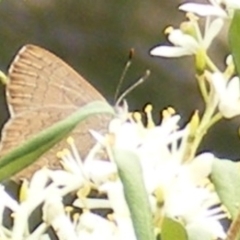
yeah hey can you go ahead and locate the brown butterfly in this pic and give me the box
[0,45,112,180]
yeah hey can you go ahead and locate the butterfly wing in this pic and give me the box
[7,44,106,113]
[0,45,111,180]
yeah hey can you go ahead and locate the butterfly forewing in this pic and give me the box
[0,44,111,180]
[8,45,106,112]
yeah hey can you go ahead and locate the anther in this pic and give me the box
[144,104,155,128]
[164,26,173,35]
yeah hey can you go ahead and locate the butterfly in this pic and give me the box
[0,44,112,180]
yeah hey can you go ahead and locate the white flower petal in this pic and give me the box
[211,72,240,118]
[187,153,214,183]
[79,212,115,230]
[188,219,226,239]
[48,170,84,187]
[210,72,227,97]
[179,3,227,17]
[223,0,240,9]
[219,101,240,118]
[203,18,223,49]
[150,46,193,57]
[226,54,233,66]
[12,203,32,239]
[28,168,50,196]
[84,160,117,184]
[73,198,111,209]
[0,185,19,212]
[89,129,106,145]
[111,121,142,150]
[43,193,79,240]
[78,212,116,240]
[168,30,198,52]
[227,76,240,100]
[100,181,130,217]
[116,216,137,240]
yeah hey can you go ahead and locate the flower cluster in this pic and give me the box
[1,0,240,240]
[151,0,240,120]
[0,104,231,240]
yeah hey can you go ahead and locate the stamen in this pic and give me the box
[73,213,80,225]
[127,112,134,121]
[58,149,74,172]
[84,141,103,164]
[224,55,235,79]
[19,179,29,202]
[206,206,230,220]
[77,184,91,199]
[162,107,176,122]
[132,111,144,127]
[65,206,74,218]
[164,26,173,35]
[108,172,119,182]
[153,187,165,208]
[167,107,176,115]
[106,133,116,148]
[203,194,221,208]
[144,104,155,128]
[180,21,195,36]
[186,12,199,22]
[57,149,70,161]
[107,213,114,222]
[67,137,82,165]
[220,205,231,219]
[199,178,213,189]
[82,209,90,214]
[184,12,202,44]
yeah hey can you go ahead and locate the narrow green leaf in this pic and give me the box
[211,158,240,219]
[229,10,240,76]
[112,148,155,240]
[161,217,188,240]
[0,101,114,181]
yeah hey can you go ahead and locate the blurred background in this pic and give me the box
[0,0,239,160]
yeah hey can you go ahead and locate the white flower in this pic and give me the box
[186,218,226,239]
[179,0,240,18]
[150,18,223,58]
[210,72,240,118]
[0,185,19,213]
[154,153,214,215]
[109,113,183,164]
[1,104,226,240]
[86,160,117,184]
[100,180,137,240]
[179,3,227,18]
[112,117,222,236]
[153,152,227,239]
[43,192,79,240]
[77,212,117,240]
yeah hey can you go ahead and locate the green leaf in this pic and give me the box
[112,148,155,240]
[229,10,240,76]
[211,158,240,219]
[0,101,114,181]
[161,217,188,240]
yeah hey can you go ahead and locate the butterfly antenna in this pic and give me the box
[114,48,134,102]
[115,69,151,107]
